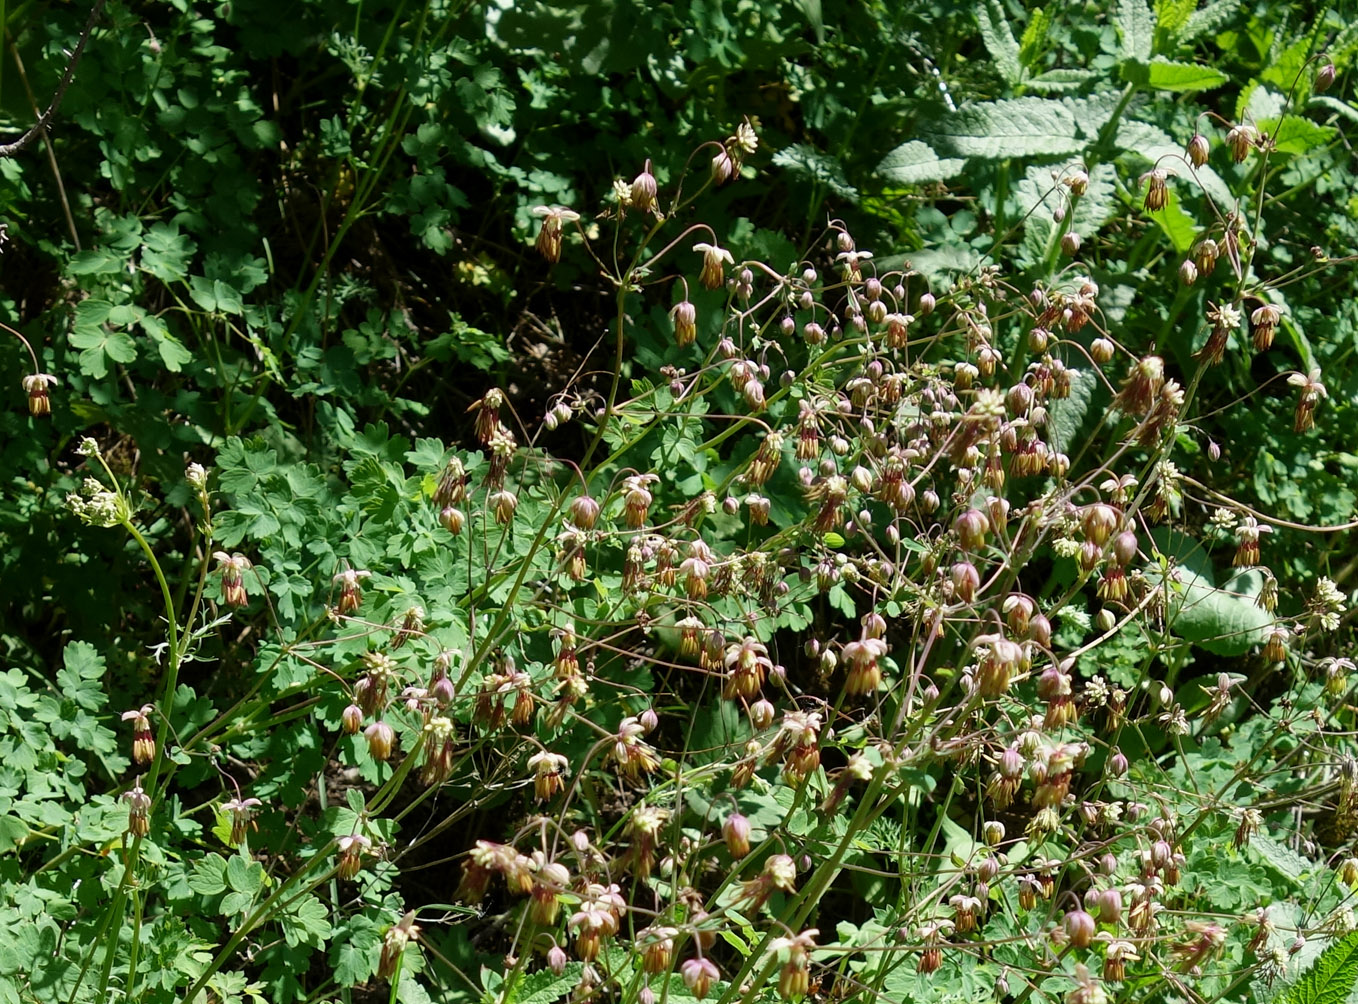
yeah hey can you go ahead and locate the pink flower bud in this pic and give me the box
[365,720,395,761]
[341,704,363,735]
[723,813,751,858]
[1063,908,1096,948]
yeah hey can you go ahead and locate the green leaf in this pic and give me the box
[1116,0,1155,63]
[331,915,382,986]
[1276,930,1358,1004]
[1017,8,1053,69]
[917,99,1083,159]
[138,314,193,372]
[1158,562,1272,657]
[1181,0,1237,43]
[1046,368,1097,454]
[67,248,126,276]
[876,141,967,185]
[975,0,1022,87]
[1263,115,1337,155]
[772,145,858,201]
[1025,67,1100,93]
[514,966,583,1004]
[189,854,230,896]
[1127,58,1228,92]
[1153,0,1196,37]
[1148,189,1199,254]
[281,895,333,948]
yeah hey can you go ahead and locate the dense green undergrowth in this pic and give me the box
[2,3,1358,1004]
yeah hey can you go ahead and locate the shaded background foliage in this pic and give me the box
[0,0,1357,1002]
[3,0,1354,657]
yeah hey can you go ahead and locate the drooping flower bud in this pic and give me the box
[22,373,58,417]
[378,912,420,981]
[723,813,751,858]
[121,704,156,765]
[630,160,658,212]
[365,720,396,761]
[123,781,152,837]
[693,242,734,290]
[671,300,697,347]
[1186,133,1210,167]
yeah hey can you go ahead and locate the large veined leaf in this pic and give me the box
[1180,0,1236,43]
[1015,162,1119,239]
[1153,0,1196,38]
[1124,57,1228,92]
[1046,368,1099,455]
[1117,0,1155,63]
[773,144,860,200]
[975,0,1022,86]
[1026,68,1100,93]
[1145,528,1273,656]
[875,141,967,185]
[917,98,1084,159]
[1114,121,1234,210]
[1274,930,1358,1004]
[1261,115,1338,155]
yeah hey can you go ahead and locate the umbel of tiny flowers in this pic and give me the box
[66,473,131,528]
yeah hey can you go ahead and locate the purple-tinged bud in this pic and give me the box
[954,509,990,551]
[440,506,465,535]
[342,704,363,735]
[630,160,658,212]
[1316,62,1336,93]
[548,944,568,975]
[711,148,735,185]
[1108,749,1129,782]
[723,813,752,858]
[749,698,775,730]
[1063,909,1096,948]
[1000,746,1024,780]
[671,300,697,347]
[1111,530,1138,566]
[569,494,601,530]
[1179,259,1198,286]
[365,721,396,761]
[1061,231,1082,256]
[1082,503,1119,545]
[1187,133,1210,167]
[1098,887,1123,924]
